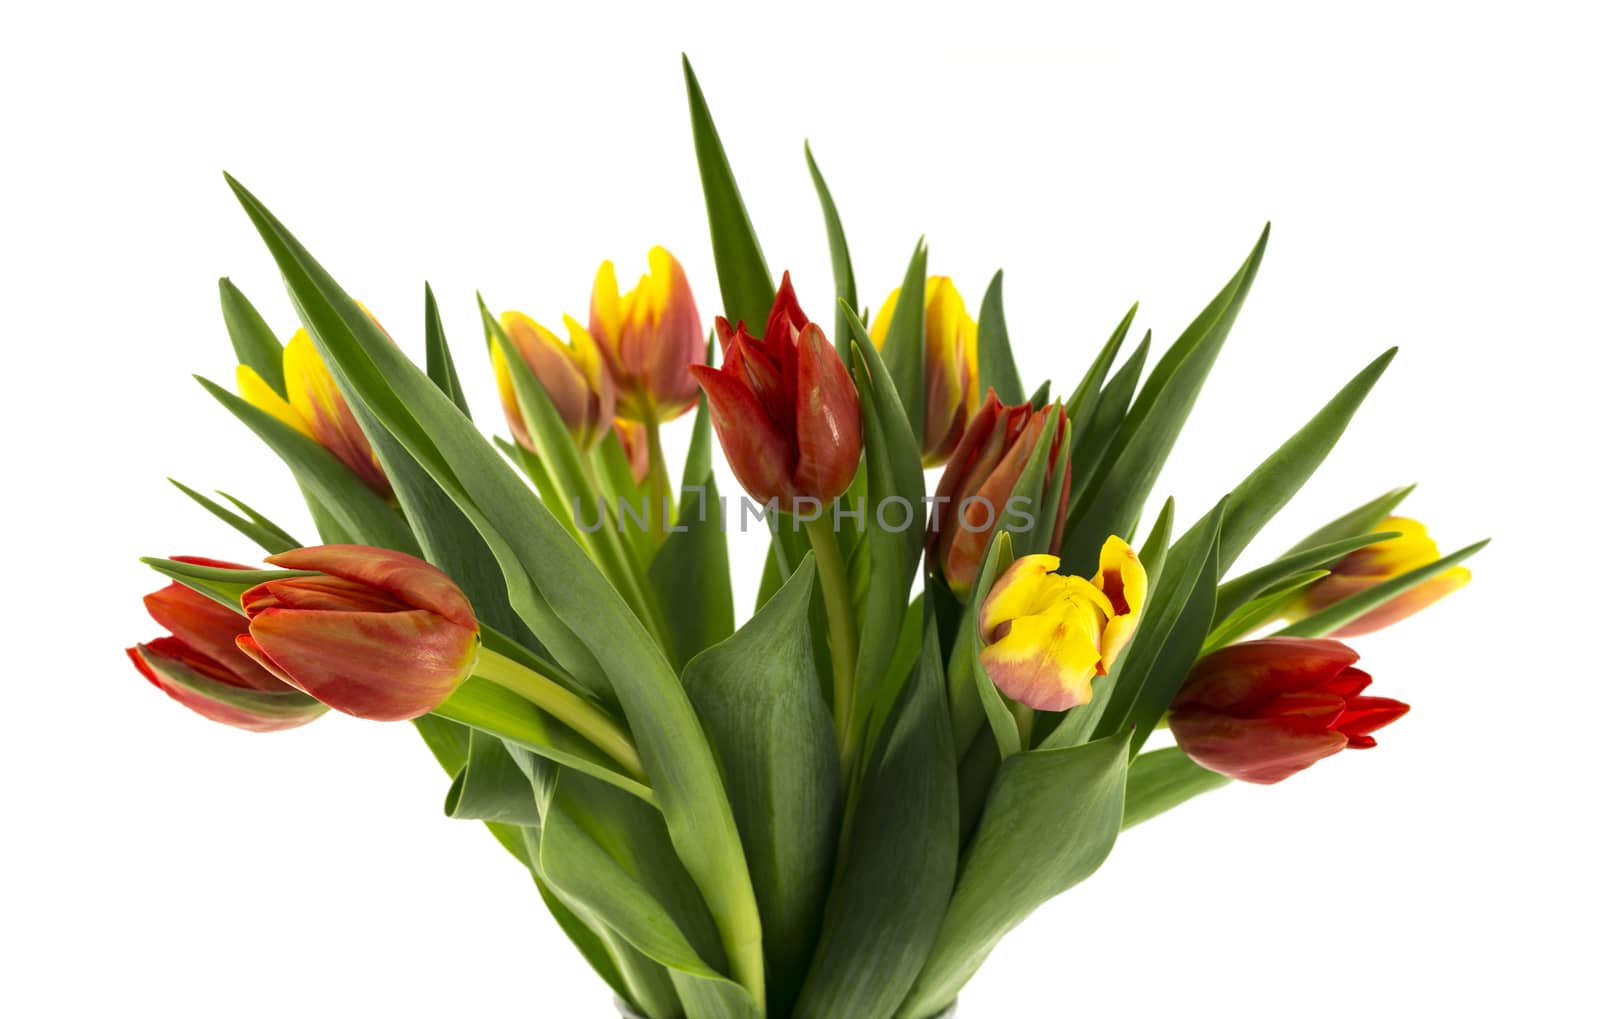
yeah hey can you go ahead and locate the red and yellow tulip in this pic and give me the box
[589,246,705,423]
[690,273,862,510]
[235,545,481,722]
[127,558,328,732]
[929,392,1070,598]
[870,276,980,466]
[1169,637,1409,784]
[237,327,391,498]
[977,541,1146,712]
[493,311,618,451]
[1286,516,1471,637]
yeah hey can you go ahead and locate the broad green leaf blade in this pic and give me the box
[795,621,958,1019]
[965,534,1020,760]
[684,55,774,328]
[975,271,1024,405]
[1276,538,1489,638]
[195,375,417,554]
[219,277,283,394]
[538,771,761,1019]
[1069,331,1149,491]
[684,559,840,1017]
[443,728,542,825]
[169,479,299,554]
[1062,301,1138,434]
[1286,484,1416,555]
[1213,531,1401,624]
[1122,746,1230,829]
[423,282,471,418]
[1138,496,1177,593]
[880,240,929,450]
[805,141,858,358]
[1062,226,1270,575]
[900,730,1131,1018]
[226,176,765,1007]
[1216,347,1397,572]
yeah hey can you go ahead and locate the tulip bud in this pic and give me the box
[977,540,1146,711]
[929,392,1070,598]
[237,325,392,498]
[492,311,618,451]
[1169,637,1409,784]
[689,273,863,510]
[127,558,328,732]
[589,246,705,423]
[235,545,481,722]
[869,276,980,466]
[1286,516,1471,637]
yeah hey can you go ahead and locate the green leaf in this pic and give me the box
[1122,746,1230,830]
[1286,484,1416,555]
[1276,538,1489,638]
[1137,496,1177,593]
[1061,301,1138,435]
[900,730,1131,1018]
[1212,531,1400,624]
[423,282,471,418]
[1084,500,1227,753]
[444,728,542,825]
[226,175,765,1007]
[141,556,312,608]
[684,55,774,328]
[1203,570,1328,654]
[194,375,417,554]
[966,534,1020,760]
[538,770,760,1019]
[219,277,283,394]
[844,309,925,722]
[975,271,1024,405]
[1069,331,1149,491]
[650,395,734,671]
[805,141,858,359]
[1062,226,1270,575]
[795,620,958,1019]
[168,479,300,554]
[1215,347,1397,572]
[684,559,840,1017]
[880,240,929,450]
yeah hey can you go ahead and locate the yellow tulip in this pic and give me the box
[588,246,704,423]
[238,328,390,498]
[978,538,1147,711]
[492,311,616,452]
[870,276,980,467]
[1287,516,1471,636]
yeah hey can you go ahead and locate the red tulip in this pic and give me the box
[929,392,1070,598]
[127,557,327,732]
[235,545,480,722]
[1169,637,1409,785]
[689,273,862,510]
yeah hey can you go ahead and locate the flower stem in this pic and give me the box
[472,647,647,783]
[643,408,673,548]
[803,515,860,772]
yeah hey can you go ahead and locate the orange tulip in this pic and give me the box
[492,311,617,451]
[589,247,705,423]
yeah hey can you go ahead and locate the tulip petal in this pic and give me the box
[1172,710,1349,784]
[980,601,1104,711]
[792,323,862,503]
[1331,567,1472,638]
[244,607,479,721]
[237,364,313,439]
[129,641,326,733]
[690,364,797,506]
[143,583,286,691]
[264,545,477,629]
[241,574,410,615]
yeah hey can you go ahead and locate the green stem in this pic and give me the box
[804,515,860,772]
[643,409,673,549]
[472,648,647,783]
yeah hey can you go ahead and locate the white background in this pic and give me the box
[3,2,1594,1016]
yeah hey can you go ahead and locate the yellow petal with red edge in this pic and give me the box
[1094,535,1147,667]
[979,553,1065,641]
[237,364,313,439]
[590,259,622,349]
[1332,565,1472,638]
[980,599,1104,711]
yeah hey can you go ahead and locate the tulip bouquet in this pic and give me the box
[126,59,1484,1019]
